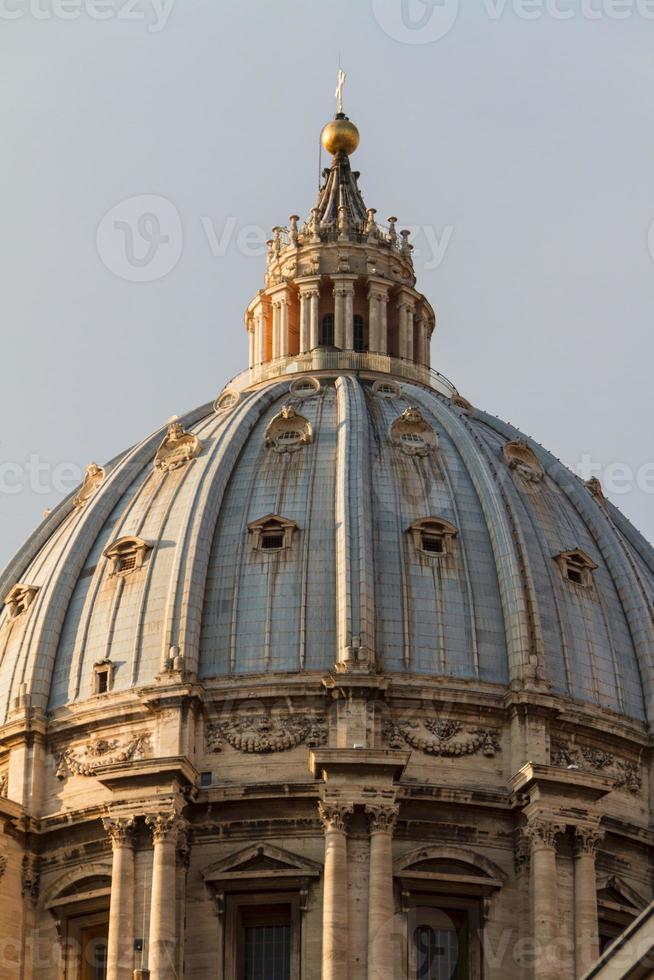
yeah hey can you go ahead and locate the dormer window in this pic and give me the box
[93,659,113,695]
[3,584,39,621]
[408,518,458,558]
[103,537,151,577]
[555,549,597,588]
[261,529,286,551]
[248,515,298,554]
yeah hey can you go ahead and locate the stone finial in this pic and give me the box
[288,215,299,245]
[387,216,398,243]
[365,803,399,835]
[400,229,412,259]
[318,801,353,834]
[103,815,137,849]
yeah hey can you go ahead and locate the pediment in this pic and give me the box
[394,845,506,888]
[597,876,646,913]
[202,842,322,885]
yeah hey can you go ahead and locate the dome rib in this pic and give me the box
[0,409,212,720]
[335,376,376,668]
[475,411,653,720]
[415,393,543,689]
[169,385,288,677]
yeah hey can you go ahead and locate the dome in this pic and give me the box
[2,84,654,980]
[1,371,652,722]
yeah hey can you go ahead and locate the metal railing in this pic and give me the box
[221,352,458,400]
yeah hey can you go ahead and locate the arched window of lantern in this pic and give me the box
[353,314,365,352]
[320,313,334,347]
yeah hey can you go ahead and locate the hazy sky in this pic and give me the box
[1,0,653,566]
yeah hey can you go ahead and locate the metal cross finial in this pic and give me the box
[335,68,346,114]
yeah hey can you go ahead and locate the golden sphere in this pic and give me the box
[321,117,360,156]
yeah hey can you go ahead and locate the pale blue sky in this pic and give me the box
[1,0,653,563]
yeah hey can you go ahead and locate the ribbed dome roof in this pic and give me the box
[2,372,653,724]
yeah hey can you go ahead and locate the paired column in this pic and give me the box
[573,826,603,977]
[527,819,564,980]
[333,278,356,351]
[365,804,398,980]
[103,816,136,980]
[254,307,265,366]
[319,802,353,980]
[397,298,415,361]
[272,301,281,360]
[145,812,182,980]
[299,285,319,353]
[415,311,429,367]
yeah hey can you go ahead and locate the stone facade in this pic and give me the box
[0,98,653,980]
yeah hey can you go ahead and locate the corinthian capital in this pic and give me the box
[318,801,353,834]
[525,818,564,851]
[365,803,399,835]
[102,815,136,849]
[145,811,181,844]
[574,825,604,857]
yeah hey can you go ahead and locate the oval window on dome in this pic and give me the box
[289,377,320,398]
[372,379,400,398]
[390,408,438,458]
[265,406,312,454]
[214,389,240,413]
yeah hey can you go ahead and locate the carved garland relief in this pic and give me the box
[207,712,327,754]
[551,739,641,793]
[54,732,151,780]
[384,718,500,757]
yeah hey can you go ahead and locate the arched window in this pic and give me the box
[353,314,365,352]
[320,313,334,346]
